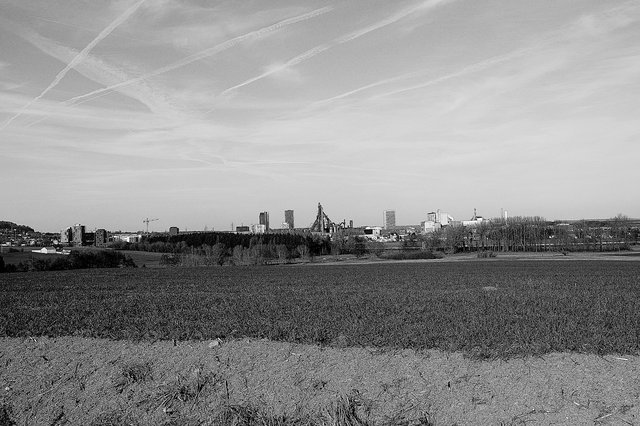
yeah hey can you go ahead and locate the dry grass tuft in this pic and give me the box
[216,404,315,426]
[328,394,371,426]
[89,411,139,426]
[122,361,153,384]
[156,369,218,409]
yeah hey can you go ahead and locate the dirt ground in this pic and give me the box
[1,337,639,425]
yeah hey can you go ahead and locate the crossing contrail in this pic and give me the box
[220,0,454,96]
[221,44,333,95]
[65,6,334,105]
[1,0,146,130]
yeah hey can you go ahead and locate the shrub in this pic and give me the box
[377,250,442,260]
[477,251,497,258]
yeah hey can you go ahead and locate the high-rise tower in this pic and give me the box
[384,210,396,229]
[284,210,294,229]
[259,211,269,231]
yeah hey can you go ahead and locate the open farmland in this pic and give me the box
[2,260,640,358]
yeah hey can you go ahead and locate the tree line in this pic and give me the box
[110,232,334,266]
[419,215,638,253]
[0,251,137,273]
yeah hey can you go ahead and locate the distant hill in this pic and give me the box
[0,221,35,233]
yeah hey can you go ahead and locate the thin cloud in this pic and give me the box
[336,0,449,44]
[310,71,423,107]
[64,6,333,105]
[372,47,534,100]
[220,43,332,95]
[221,0,454,95]
[1,0,146,130]
[314,1,640,108]
[5,23,183,123]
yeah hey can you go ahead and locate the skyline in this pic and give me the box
[1,0,639,232]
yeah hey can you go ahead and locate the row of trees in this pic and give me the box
[417,215,638,253]
[159,243,316,266]
[0,251,137,273]
[113,232,332,256]
[114,233,379,266]
[105,217,637,267]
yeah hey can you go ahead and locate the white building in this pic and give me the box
[426,209,454,227]
[462,209,485,227]
[421,221,442,233]
[32,247,57,254]
[112,234,142,243]
[31,247,70,255]
[250,224,266,234]
[363,226,383,239]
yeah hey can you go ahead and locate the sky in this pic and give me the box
[1,0,639,232]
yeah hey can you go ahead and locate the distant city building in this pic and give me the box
[349,220,354,228]
[384,210,396,229]
[60,227,72,245]
[421,210,456,234]
[426,210,454,227]
[250,224,266,234]
[462,209,485,227]
[236,226,250,233]
[72,224,85,246]
[363,226,383,240]
[112,234,142,243]
[169,227,180,236]
[284,210,294,229]
[421,220,442,233]
[61,224,86,246]
[95,229,108,246]
[259,211,269,231]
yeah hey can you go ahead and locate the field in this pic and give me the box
[2,260,640,358]
[2,260,640,425]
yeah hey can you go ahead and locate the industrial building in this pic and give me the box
[462,209,485,227]
[421,210,455,233]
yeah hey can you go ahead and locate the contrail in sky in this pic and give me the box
[310,71,424,107]
[220,0,453,96]
[65,6,334,105]
[221,44,333,95]
[372,47,537,99]
[308,47,534,108]
[1,0,146,130]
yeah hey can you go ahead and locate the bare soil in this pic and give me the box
[1,337,639,425]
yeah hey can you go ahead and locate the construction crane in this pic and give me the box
[143,218,159,234]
